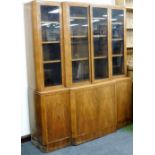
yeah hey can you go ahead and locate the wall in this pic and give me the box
[22,0,114,137]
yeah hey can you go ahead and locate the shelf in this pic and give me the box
[112,38,123,41]
[93,17,106,20]
[112,22,123,25]
[113,54,123,57]
[127,46,133,49]
[113,65,121,68]
[94,56,107,59]
[41,21,59,24]
[93,35,107,38]
[43,60,61,64]
[126,27,133,30]
[70,17,87,20]
[126,6,133,10]
[42,41,60,44]
[71,36,87,38]
[72,58,88,61]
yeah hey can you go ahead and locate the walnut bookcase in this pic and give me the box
[29,1,132,152]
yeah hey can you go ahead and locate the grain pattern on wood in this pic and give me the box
[115,78,132,128]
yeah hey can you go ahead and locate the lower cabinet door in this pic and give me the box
[116,78,133,128]
[43,90,71,145]
[70,81,116,144]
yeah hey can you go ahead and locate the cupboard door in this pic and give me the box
[111,9,125,76]
[116,78,132,128]
[69,6,90,83]
[40,5,63,87]
[91,7,109,80]
[43,90,71,144]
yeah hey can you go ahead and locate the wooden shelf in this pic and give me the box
[126,27,133,30]
[41,21,59,24]
[113,65,121,68]
[94,35,107,38]
[70,17,87,20]
[94,56,107,59]
[71,36,87,38]
[113,54,123,57]
[43,60,61,64]
[127,46,133,49]
[93,17,106,20]
[112,22,123,25]
[72,58,88,61]
[42,41,60,44]
[112,38,123,41]
[126,6,133,10]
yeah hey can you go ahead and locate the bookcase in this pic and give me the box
[115,0,133,79]
[29,1,132,152]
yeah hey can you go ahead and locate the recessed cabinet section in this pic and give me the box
[112,9,125,75]
[91,7,109,80]
[40,5,63,87]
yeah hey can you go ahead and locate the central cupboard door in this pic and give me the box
[63,3,91,85]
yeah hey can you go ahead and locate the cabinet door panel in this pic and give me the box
[116,78,132,127]
[44,91,71,143]
[95,84,116,134]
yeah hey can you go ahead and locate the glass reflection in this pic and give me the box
[112,57,124,75]
[41,6,59,21]
[41,22,60,41]
[43,43,60,61]
[72,60,89,82]
[44,63,62,86]
[70,6,87,17]
[71,38,89,59]
[94,59,108,79]
[70,19,88,36]
[94,37,108,57]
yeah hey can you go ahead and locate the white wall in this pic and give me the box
[22,0,114,137]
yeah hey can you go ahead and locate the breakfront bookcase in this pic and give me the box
[30,1,132,152]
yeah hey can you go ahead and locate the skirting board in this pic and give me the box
[21,134,31,143]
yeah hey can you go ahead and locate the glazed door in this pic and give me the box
[111,9,126,76]
[91,7,109,81]
[39,3,64,88]
[63,3,91,85]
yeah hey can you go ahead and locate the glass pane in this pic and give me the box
[94,59,108,79]
[93,19,108,36]
[112,40,124,54]
[112,10,124,39]
[41,6,59,22]
[72,60,89,82]
[70,7,87,17]
[70,19,88,36]
[43,43,60,61]
[41,22,60,41]
[71,38,89,59]
[112,57,124,75]
[44,63,62,86]
[94,37,108,57]
[112,10,124,75]
[93,8,107,18]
